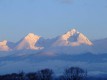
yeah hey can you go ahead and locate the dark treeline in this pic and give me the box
[0,67,106,80]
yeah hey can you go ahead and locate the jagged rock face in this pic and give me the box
[53,29,93,46]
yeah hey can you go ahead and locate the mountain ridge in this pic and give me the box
[52,29,93,46]
[0,28,106,55]
[15,33,43,50]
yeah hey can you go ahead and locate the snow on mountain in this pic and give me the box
[0,28,107,55]
[0,40,10,51]
[53,29,93,46]
[15,33,43,50]
[0,29,94,54]
[37,29,94,55]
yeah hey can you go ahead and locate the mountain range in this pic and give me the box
[0,29,106,54]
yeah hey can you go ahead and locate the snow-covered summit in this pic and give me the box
[61,29,79,40]
[53,29,93,46]
[16,33,43,50]
[0,40,10,51]
[0,40,7,45]
[25,33,40,43]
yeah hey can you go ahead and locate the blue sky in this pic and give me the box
[0,0,107,42]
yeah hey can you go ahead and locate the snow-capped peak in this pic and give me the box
[16,33,43,50]
[25,33,37,38]
[0,40,7,45]
[25,33,40,42]
[62,29,79,40]
[53,28,93,46]
[69,28,78,33]
[0,40,10,51]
